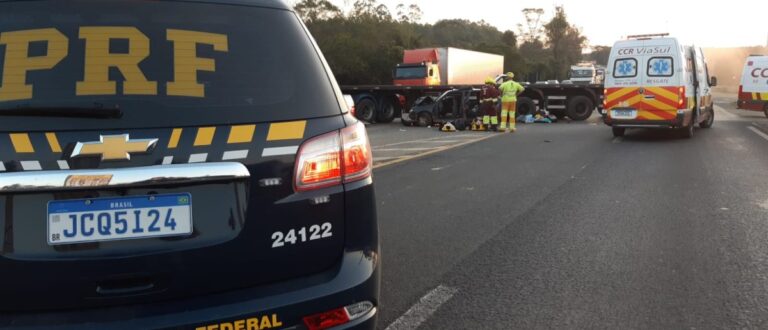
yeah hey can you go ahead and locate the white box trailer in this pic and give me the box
[434,48,504,85]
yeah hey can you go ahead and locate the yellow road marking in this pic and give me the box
[228,124,256,144]
[193,127,216,146]
[373,133,502,170]
[10,133,34,153]
[267,121,306,141]
[45,132,61,153]
[168,128,182,149]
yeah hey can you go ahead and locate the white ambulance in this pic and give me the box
[737,55,768,117]
[604,34,717,138]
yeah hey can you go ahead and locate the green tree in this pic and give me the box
[544,6,587,80]
[351,0,392,21]
[587,46,611,66]
[294,0,342,23]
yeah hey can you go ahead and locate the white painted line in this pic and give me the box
[748,126,768,142]
[612,137,623,144]
[373,134,485,148]
[188,153,208,163]
[223,150,249,160]
[373,156,401,161]
[384,285,458,330]
[162,156,174,165]
[0,162,5,172]
[714,104,739,120]
[374,134,501,169]
[20,161,42,171]
[57,160,69,170]
[262,146,299,157]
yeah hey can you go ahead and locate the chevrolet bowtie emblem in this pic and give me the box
[71,134,158,161]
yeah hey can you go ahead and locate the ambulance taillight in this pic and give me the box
[678,87,687,109]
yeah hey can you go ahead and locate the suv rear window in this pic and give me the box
[613,58,638,78]
[0,0,341,130]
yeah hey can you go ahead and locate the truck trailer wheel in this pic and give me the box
[567,96,594,121]
[516,97,536,116]
[377,98,398,123]
[356,98,377,123]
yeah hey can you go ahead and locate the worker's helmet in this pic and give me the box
[485,77,496,85]
[506,72,515,79]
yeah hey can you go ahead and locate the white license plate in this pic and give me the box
[47,193,193,245]
[611,109,637,119]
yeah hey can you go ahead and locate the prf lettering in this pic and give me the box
[195,314,283,330]
[0,27,228,102]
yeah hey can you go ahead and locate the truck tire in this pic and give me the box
[377,98,397,123]
[516,97,536,116]
[764,104,768,119]
[567,96,594,121]
[356,98,376,123]
[417,112,433,127]
[612,127,625,137]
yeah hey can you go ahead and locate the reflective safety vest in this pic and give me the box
[499,81,524,102]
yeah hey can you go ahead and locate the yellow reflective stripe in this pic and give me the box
[227,124,256,144]
[643,98,676,111]
[606,88,636,103]
[45,132,62,153]
[646,87,677,102]
[267,121,306,141]
[623,94,644,107]
[10,133,34,153]
[193,127,216,146]
[168,128,182,149]
[639,110,664,120]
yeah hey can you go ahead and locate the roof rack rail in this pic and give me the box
[627,33,670,39]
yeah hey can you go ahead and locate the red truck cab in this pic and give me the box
[393,49,441,86]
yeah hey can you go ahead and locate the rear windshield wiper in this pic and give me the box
[0,104,122,119]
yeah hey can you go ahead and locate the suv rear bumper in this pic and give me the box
[1,250,380,330]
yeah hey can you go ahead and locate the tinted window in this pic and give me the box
[648,57,674,77]
[0,0,341,129]
[396,66,427,79]
[613,58,638,78]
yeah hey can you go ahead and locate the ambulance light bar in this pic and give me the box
[627,33,670,40]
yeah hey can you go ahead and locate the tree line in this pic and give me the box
[294,0,609,84]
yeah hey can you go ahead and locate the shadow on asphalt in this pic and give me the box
[618,128,713,142]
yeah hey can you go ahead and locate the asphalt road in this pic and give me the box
[371,98,768,329]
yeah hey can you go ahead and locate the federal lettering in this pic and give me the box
[0,27,228,102]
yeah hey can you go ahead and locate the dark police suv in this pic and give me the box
[0,0,379,329]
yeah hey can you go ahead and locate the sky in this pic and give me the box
[325,0,768,48]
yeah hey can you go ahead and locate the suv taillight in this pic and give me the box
[294,122,372,192]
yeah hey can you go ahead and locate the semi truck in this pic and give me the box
[342,48,605,123]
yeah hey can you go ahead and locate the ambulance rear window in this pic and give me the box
[647,57,674,77]
[613,58,637,78]
[0,0,341,130]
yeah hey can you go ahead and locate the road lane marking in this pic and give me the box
[373,134,502,169]
[373,134,487,148]
[714,104,740,120]
[384,285,458,330]
[748,126,768,142]
[612,137,623,143]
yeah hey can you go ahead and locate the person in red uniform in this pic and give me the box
[480,77,500,131]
